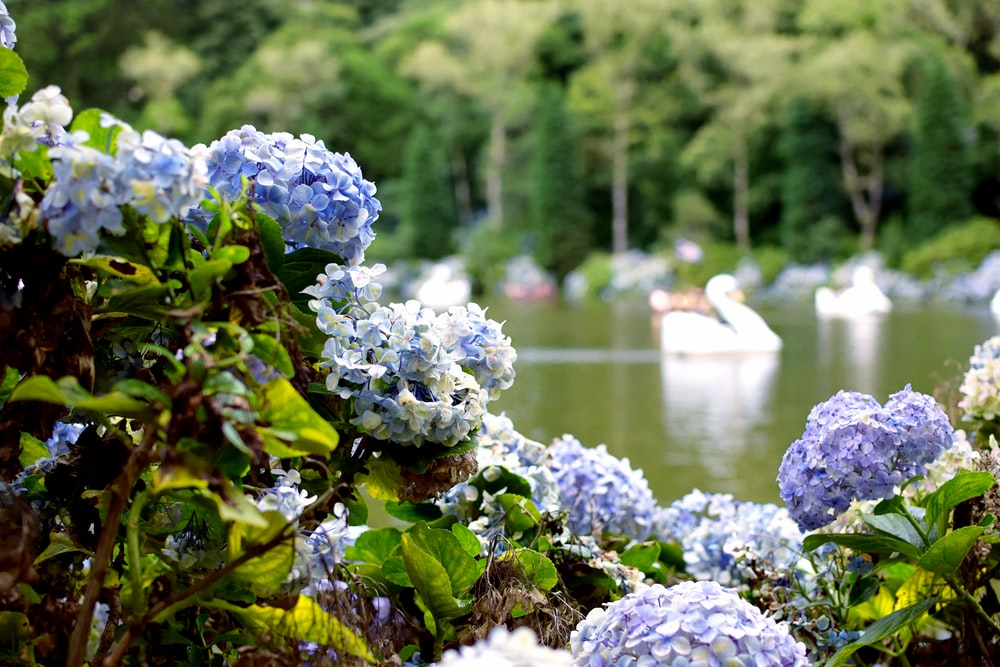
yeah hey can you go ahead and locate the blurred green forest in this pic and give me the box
[13,0,1000,279]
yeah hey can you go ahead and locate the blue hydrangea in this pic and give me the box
[45,420,86,457]
[959,336,1000,421]
[116,127,206,223]
[437,626,572,667]
[304,264,515,448]
[0,1,15,50]
[547,434,658,541]
[570,581,808,667]
[40,138,129,255]
[654,489,804,588]
[192,125,381,266]
[777,386,953,532]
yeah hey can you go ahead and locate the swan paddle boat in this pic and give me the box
[814,266,891,318]
[660,274,782,355]
[414,261,472,311]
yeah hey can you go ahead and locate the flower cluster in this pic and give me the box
[253,467,318,522]
[654,489,804,587]
[0,1,15,50]
[304,263,516,447]
[115,125,207,223]
[777,386,953,531]
[546,434,658,541]
[570,581,808,667]
[193,125,381,266]
[958,336,1000,422]
[436,412,561,541]
[437,626,571,667]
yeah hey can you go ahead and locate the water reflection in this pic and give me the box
[659,354,779,490]
[816,314,885,395]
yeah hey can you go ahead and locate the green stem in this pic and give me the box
[126,489,151,615]
[944,573,1000,636]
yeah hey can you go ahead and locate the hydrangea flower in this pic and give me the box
[437,412,561,542]
[0,1,15,50]
[191,125,381,265]
[570,581,808,667]
[0,86,73,163]
[304,264,515,448]
[436,626,571,667]
[958,336,1000,422]
[777,386,953,531]
[654,489,804,587]
[116,126,206,222]
[254,467,318,522]
[547,434,658,541]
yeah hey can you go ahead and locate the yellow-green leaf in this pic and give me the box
[34,532,92,565]
[258,378,338,456]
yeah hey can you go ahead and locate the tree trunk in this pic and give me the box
[733,133,751,252]
[451,146,473,227]
[838,134,884,251]
[486,113,506,229]
[611,81,632,255]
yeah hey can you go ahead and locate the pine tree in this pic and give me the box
[528,83,591,282]
[402,122,457,259]
[778,97,847,263]
[908,55,973,244]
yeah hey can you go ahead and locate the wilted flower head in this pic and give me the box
[192,125,381,265]
[654,489,804,587]
[570,581,808,667]
[958,336,1000,422]
[547,434,658,541]
[437,626,571,667]
[777,386,953,531]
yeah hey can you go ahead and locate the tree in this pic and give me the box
[402,122,458,259]
[528,84,591,281]
[778,97,848,262]
[907,54,973,242]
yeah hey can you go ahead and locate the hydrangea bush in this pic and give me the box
[1,5,999,665]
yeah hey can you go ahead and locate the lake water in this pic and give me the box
[478,296,1000,507]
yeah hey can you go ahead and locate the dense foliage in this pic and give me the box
[2,5,1000,667]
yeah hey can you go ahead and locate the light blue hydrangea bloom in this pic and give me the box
[0,1,15,50]
[192,125,381,266]
[777,386,952,532]
[547,434,658,542]
[958,336,1000,421]
[116,127,206,223]
[654,489,804,588]
[45,420,86,457]
[436,626,571,667]
[304,263,516,448]
[570,581,808,667]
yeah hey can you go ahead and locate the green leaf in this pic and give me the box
[827,598,938,666]
[257,377,339,457]
[101,281,181,321]
[18,433,49,468]
[450,523,482,558]
[802,532,921,560]
[383,500,443,523]
[199,483,268,529]
[257,214,286,274]
[8,375,152,419]
[228,511,295,596]
[72,255,161,284]
[112,378,171,407]
[381,549,412,587]
[510,549,558,590]
[496,493,540,533]
[249,334,294,378]
[33,532,92,565]
[472,466,533,497]
[276,247,342,312]
[70,108,121,153]
[188,258,234,301]
[620,541,662,572]
[0,48,28,98]
[401,530,475,621]
[917,525,985,577]
[0,366,19,406]
[214,245,251,265]
[212,596,373,662]
[345,527,402,565]
[923,471,996,532]
[862,512,926,549]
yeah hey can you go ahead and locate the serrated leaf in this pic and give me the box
[619,541,662,571]
[0,48,28,98]
[923,471,996,532]
[828,598,938,666]
[508,549,558,590]
[405,524,481,596]
[401,531,474,621]
[917,525,985,577]
[345,527,402,565]
[257,377,338,456]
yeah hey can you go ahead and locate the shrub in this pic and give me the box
[901,216,1000,278]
